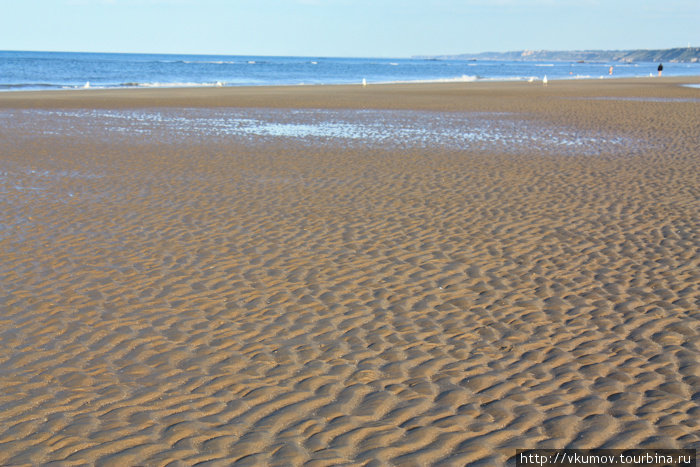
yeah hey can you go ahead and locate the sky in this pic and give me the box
[0,0,698,57]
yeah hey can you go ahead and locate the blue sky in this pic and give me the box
[1,0,698,57]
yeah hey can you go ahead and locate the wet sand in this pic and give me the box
[0,77,699,465]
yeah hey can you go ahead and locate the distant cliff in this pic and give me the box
[417,48,700,63]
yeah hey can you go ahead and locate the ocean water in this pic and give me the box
[2,50,699,91]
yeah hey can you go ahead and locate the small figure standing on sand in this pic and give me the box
[609,66,613,75]
[658,63,663,76]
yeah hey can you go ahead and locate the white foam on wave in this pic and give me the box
[376,75,479,85]
[481,76,535,82]
[134,81,227,88]
[181,60,236,64]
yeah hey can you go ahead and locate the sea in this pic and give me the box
[2,50,700,92]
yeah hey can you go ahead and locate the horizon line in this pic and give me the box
[3,45,697,59]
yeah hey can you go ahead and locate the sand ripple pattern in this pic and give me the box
[0,95,698,465]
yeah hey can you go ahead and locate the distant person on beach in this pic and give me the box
[658,63,663,76]
[609,66,613,75]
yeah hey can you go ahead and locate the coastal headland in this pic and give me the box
[420,47,700,63]
[0,77,698,465]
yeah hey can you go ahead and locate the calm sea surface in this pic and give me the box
[2,50,699,91]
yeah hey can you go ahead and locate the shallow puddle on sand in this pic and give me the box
[2,107,642,157]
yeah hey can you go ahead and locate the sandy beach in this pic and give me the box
[0,77,698,465]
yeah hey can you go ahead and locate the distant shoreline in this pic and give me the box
[1,75,699,111]
[417,47,700,64]
[7,74,688,94]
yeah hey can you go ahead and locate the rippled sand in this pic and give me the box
[0,78,698,465]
